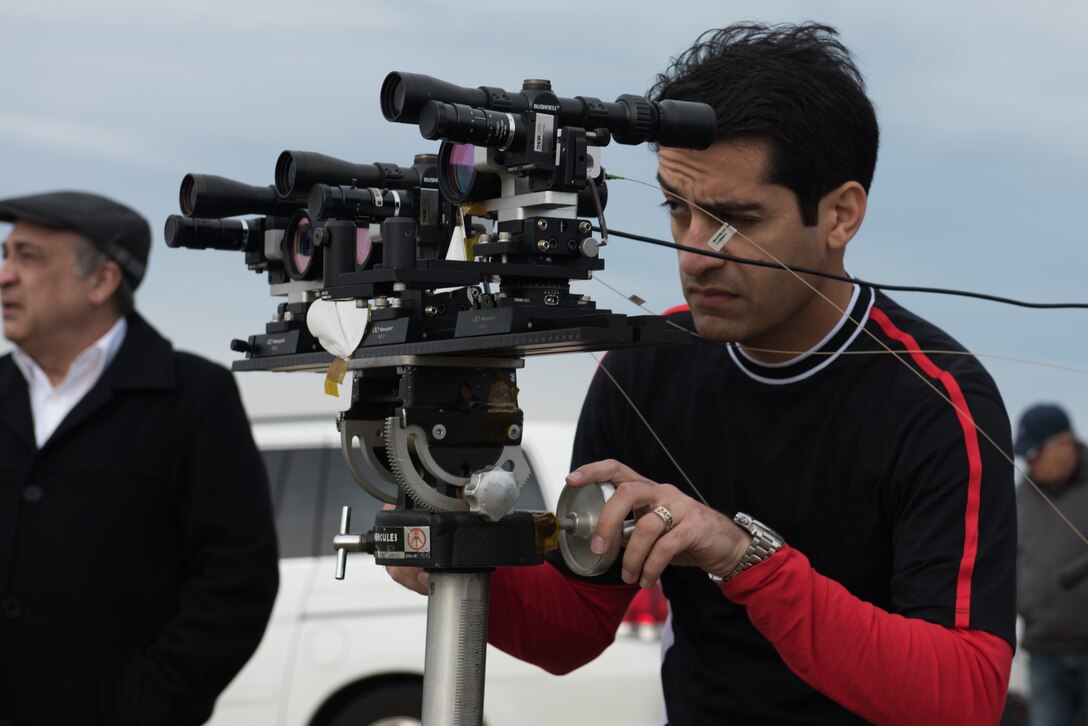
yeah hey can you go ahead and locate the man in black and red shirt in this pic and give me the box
[392,23,1016,724]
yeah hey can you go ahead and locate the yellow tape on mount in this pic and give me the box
[324,357,349,397]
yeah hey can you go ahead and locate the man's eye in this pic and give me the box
[660,200,690,218]
[701,208,752,226]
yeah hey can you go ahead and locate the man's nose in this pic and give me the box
[678,214,728,277]
[0,258,16,287]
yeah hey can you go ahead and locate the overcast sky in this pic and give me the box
[2,0,1087,451]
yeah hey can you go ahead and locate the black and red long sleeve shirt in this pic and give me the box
[488,285,1017,725]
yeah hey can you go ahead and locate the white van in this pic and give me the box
[206,415,666,726]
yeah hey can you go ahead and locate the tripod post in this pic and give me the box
[422,571,490,725]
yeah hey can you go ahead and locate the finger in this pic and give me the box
[567,459,651,489]
[645,507,746,583]
[637,528,688,588]
[592,479,666,555]
[619,506,677,585]
[386,566,430,595]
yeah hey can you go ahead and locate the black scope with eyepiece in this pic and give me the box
[163,214,265,252]
[274,150,424,198]
[381,72,716,149]
[308,185,416,222]
[179,173,304,218]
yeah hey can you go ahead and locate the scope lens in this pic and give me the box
[284,161,295,192]
[393,84,406,118]
[356,227,374,268]
[179,175,198,216]
[289,216,313,277]
[443,143,476,200]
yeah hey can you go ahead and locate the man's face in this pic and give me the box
[1026,432,1078,489]
[0,221,102,357]
[658,139,845,353]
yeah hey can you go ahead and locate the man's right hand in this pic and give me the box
[381,501,431,595]
[386,565,431,596]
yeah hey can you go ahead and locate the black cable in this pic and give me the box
[596,226,1088,311]
[587,175,608,245]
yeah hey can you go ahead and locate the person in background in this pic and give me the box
[0,190,279,725]
[1014,403,1088,726]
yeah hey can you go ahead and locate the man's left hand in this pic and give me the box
[566,459,753,588]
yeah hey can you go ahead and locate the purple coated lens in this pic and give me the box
[290,217,313,275]
[356,227,373,267]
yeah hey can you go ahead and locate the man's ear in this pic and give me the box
[822,181,867,252]
[86,260,123,306]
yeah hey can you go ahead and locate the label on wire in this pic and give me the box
[707,222,737,251]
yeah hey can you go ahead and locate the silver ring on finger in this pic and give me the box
[651,504,674,533]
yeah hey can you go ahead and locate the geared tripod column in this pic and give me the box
[421,571,490,725]
[333,360,631,726]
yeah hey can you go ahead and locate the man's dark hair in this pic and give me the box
[650,23,879,226]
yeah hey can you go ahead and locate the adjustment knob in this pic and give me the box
[556,482,637,576]
[465,466,520,522]
[333,505,367,580]
[614,94,654,145]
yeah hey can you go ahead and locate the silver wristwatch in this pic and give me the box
[708,512,785,583]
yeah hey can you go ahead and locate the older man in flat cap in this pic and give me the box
[0,191,278,726]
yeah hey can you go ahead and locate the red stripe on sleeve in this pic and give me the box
[868,306,983,627]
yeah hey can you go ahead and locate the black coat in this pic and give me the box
[0,314,279,726]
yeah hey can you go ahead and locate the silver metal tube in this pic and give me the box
[422,571,489,726]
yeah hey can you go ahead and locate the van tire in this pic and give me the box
[325,681,423,726]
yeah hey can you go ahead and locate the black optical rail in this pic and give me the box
[231,313,689,372]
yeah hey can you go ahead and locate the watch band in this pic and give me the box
[708,512,785,583]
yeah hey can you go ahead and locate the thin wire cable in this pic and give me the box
[598,272,1088,374]
[592,174,1088,547]
[601,174,1088,311]
[587,175,609,245]
[598,273,1088,378]
[588,352,708,507]
[594,275,705,339]
[615,298,1088,547]
[743,347,1088,376]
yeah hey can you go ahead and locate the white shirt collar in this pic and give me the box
[12,316,128,447]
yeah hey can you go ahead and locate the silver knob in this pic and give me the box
[333,505,367,580]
